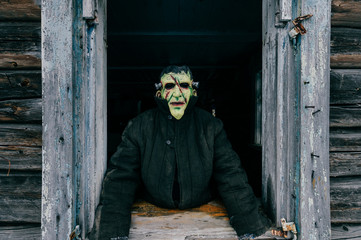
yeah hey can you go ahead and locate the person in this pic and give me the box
[95,65,277,240]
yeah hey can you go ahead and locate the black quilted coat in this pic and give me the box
[98,96,270,238]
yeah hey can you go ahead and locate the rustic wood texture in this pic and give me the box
[330,177,361,223]
[0,225,41,240]
[330,69,361,105]
[330,152,361,177]
[0,99,41,122]
[0,172,41,223]
[331,224,361,240]
[330,27,361,68]
[0,71,41,100]
[0,146,41,171]
[0,124,41,147]
[331,55,361,69]
[331,28,361,55]
[330,128,361,151]
[0,0,41,21]
[330,106,361,127]
[0,22,41,52]
[298,0,331,238]
[331,0,361,28]
[0,53,41,70]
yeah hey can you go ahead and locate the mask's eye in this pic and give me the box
[179,83,190,88]
[164,83,175,90]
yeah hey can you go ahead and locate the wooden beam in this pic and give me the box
[331,0,361,28]
[0,0,41,21]
[330,177,361,223]
[331,224,361,240]
[0,53,41,70]
[0,124,41,147]
[330,106,361,127]
[331,55,361,69]
[330,128,361,152]
[330,152,361,177]
[0,225,41,240]
[0,22,41,41]
[0,71,42,100]
[331,28,361,55]
[330,69,361,105]
[0,146,41,171]
[0,172,41,223]
[0,99,41,123]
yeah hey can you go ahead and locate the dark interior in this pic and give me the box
[107,0,263,196]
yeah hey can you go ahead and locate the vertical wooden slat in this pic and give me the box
[42,0,75,239]
[280,0,292,21]
[298,0,331,238]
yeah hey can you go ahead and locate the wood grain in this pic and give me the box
[330,128,361,152]
[0,53,41,70]
[330,106,361,127]
[0,98,41,122]
[0,146,41,171]
[331,0,361,28]
[0,0,41,21]
[0,71,41,100]
[331,224,361,240]
[330,177,361,223]
[0,225,41,240]
[0,124,41,147]
[331,28,361,55]
[330,152,361,177]
[331,55,361,69]
[0,172,41,223]
[330,69,361,105]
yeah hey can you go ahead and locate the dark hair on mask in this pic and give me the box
[160,65,193,80]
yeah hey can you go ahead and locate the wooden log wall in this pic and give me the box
[330,0,361,238]
[0,0,41,239]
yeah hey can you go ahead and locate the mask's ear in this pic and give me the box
[155,90,161,98]
[192,89,197,96]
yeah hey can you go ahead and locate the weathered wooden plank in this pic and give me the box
[0,71,42,100]
[331,224,361,240]
[0,146,41,171]
[331,28,361,55]
[330,69,361,105]
[0,225,41,240]
[0,124,41,147]
[330,106,361,127]
[330,177,361,223]
[330,128,361,151]
[0,22,41,41]
[0,172,41,223]
[0,0,41,21]
[330,152,361,177]
[0,53,41,70]
[331,54,361,69]
[0,98,41,122]
[331,0,361,28]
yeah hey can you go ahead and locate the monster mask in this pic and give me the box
[158,67,196,120]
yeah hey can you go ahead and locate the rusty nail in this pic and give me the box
[311,153,320,158]
[312,109,321,115]
[304,81,310,85]
[305,105,315,109]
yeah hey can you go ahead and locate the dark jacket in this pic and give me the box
[98,96,270,238]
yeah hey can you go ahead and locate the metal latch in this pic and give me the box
[281,218,297,239]
[289,14,313,39]
[69,225,81,240]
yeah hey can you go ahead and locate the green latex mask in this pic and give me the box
[160,71,194,120]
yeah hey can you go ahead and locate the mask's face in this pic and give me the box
[160,72,194,120]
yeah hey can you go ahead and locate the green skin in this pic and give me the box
[160,72,194,120]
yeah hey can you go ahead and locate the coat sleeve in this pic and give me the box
[212,119,270,237]
[97,119,141,238]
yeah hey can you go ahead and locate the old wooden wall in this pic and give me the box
[0,0,42,239]
[330,0,361,239]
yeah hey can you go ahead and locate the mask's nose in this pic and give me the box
[173,85,182,97]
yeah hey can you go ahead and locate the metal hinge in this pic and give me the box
[69,225,81,240]
[281,218,298,240]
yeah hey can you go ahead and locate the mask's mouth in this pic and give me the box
[170,101,185,106]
